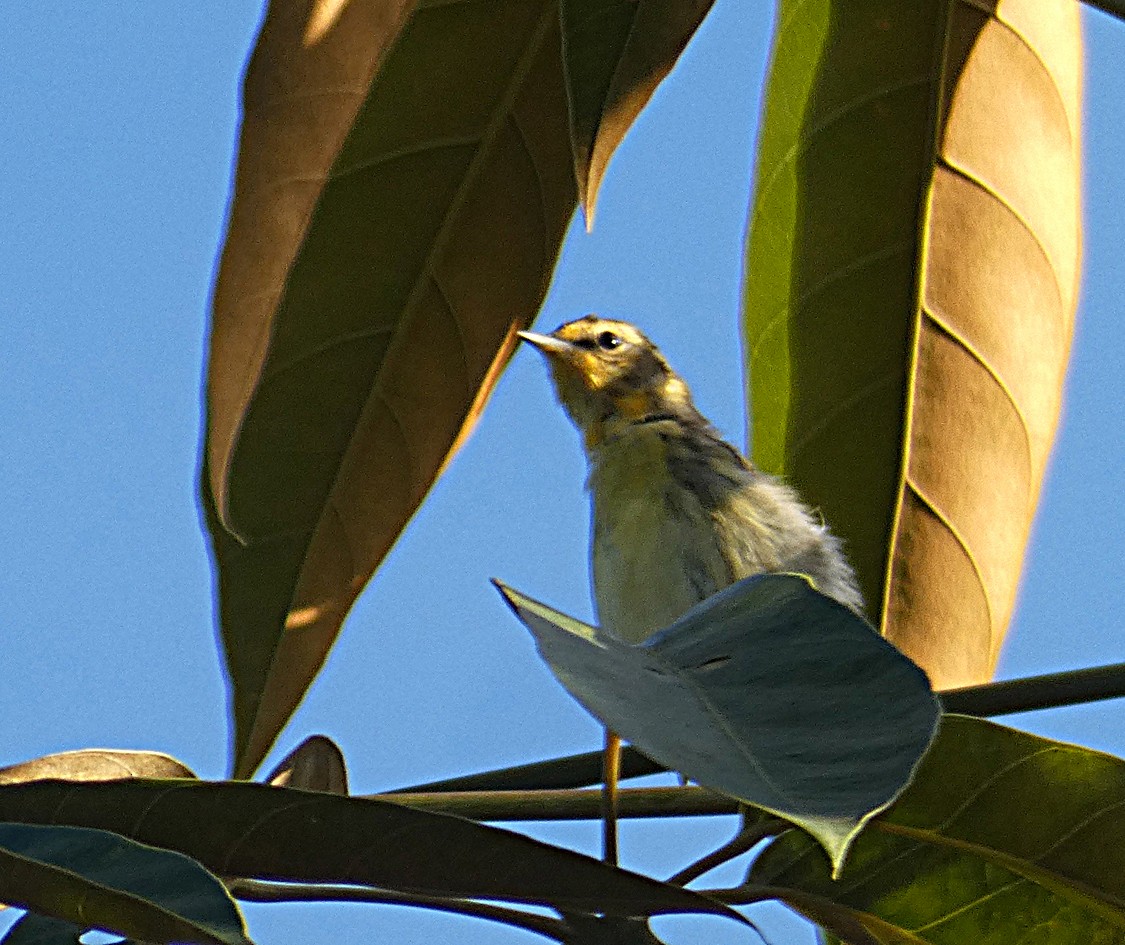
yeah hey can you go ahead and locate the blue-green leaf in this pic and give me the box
[0,822,251,945]
[497,573,939,871]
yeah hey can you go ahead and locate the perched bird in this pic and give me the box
[519,315,863,863]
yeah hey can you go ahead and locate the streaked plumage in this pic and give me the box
[520,315,863,645]
[519,315,863,867]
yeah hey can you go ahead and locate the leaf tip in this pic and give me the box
[491,578,521,615]
[581,196,596,233]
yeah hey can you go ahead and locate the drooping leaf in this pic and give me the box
[749,715,1125,944]
[1,912,83,945]
[0,780,737,921]
[0,822,251,945]
[743,0,1082,687]
[205,0,578,777]
[560,0,715,223]
[265,735,348,794]
[0,750,195,785]
[496,574,940,871]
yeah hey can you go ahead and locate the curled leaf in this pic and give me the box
[497,573,939,872]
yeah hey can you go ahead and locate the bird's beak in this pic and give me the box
[517,330,574,357]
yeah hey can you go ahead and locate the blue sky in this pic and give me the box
[2,3,1124,943]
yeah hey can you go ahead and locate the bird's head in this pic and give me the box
[518,315,695,448]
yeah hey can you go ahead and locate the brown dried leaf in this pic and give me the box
[265,735,348,794]
[0,750,196,785]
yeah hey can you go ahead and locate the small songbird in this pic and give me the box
[519,315,863,862]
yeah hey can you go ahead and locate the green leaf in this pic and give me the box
[0,822,251,945]
[751,716,1125,943]
[560,0,715,222]
[742,0,1082,688]
[205,0,578,778]
[2,912,84,945]
[496,573,939,872]
[0,780,737,922]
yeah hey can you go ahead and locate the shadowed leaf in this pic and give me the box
[0,750,195,785]
[497,574,939,871]
[205,0,578,777]
[0,780,738,921]
[749,716,1125,944]
[1,912,83,945]
[560,0,715,223]
[743,0,1082,687]
[265,735,348,794]
[0,822,250,945]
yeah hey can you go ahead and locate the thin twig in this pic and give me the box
[392,746,662,794]
[666,817,788,886]
[227,878,571,942]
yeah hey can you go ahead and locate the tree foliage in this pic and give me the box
[2,1,1119,944]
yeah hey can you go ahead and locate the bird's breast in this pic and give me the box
[587,425,730,643]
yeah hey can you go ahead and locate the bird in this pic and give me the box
[518,315,863,864]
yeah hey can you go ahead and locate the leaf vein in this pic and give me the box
[749,75,931,238]
[903,479,996,642]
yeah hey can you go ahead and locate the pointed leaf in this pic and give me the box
[0,780,736,921]
[265,735,348,794]
[205,0,578,777]
[750,715,1125,944]
[560,0,715,222]
[497,574,939,871]
[207,0,418,535]
[743,0,1082,687]
[0,822,251,945]
[0,750,195,785]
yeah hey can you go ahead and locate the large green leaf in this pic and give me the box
[497,574,939,871]
[749,716,1125,943]
[743,0,1082,688]
[205,0,578,777]
[0,780,735,921]
[0,822,250,945]
[560,0,715,222]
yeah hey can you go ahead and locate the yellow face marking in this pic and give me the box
[614,390,654,422]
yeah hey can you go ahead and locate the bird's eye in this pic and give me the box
[597,331,623,351]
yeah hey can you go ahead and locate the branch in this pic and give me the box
[391,747,662,793]
[227,878,571,942]
[941,661,1125,717]
[393,662,1125,793]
